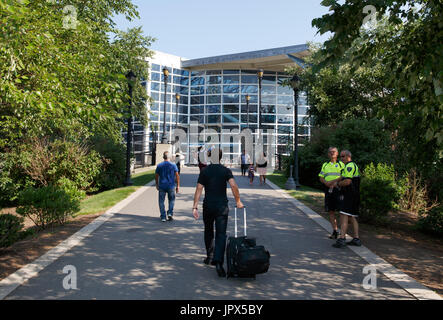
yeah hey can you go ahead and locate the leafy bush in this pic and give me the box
[56,177,86,202]
[296,119,392,189]
[417,206,443,236]
[16,185,80,230]
[359,163,399,224]
[90,135,126,190]
[0,214,24,248]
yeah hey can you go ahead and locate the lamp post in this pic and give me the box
[175,93,180,129]
[257,69,263,130]
[161,66,169,144]
[124,71,136,186]
[246,94,250,128]
[285,74,301,190]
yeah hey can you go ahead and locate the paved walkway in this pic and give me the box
[3,167,416,299]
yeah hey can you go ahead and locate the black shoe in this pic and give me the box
[347,238,362,246]
[167,214,173,221]
[329,230,339,239]
[203,257,211,265]
[332,238,346,248]
[215,263,226,277]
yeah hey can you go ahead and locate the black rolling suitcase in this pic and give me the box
[226,207,270,278]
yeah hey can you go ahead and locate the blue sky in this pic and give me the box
[112,0,332,59]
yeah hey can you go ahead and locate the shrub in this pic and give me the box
[16,185,80,230]
[0,214,24,248]
[359,163,399,224]
[297,119,392,189]
[90,135,126,190]
[417,206,443,236]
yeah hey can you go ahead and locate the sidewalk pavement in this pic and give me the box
[0,166,421,299]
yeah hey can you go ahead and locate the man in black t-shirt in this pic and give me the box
[192,148,244,277]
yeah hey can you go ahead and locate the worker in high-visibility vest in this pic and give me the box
[333,150,362,248]
[319,147,345,239]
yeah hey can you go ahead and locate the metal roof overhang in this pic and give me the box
[181,44,310,72]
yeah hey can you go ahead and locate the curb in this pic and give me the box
[0,180,156,300]
[265,178,442,300]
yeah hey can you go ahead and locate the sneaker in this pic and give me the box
[329,230,339,239]
[347,238,362,246]
[332,238,346,248]
[161,218,166,222]
[167,214,173,221]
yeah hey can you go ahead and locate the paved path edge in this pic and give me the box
[0,180,156,300]
[265,179,442,300]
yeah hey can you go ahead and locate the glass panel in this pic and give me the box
[179,105,188,114]
[208,75,222,84]
[261,115,275,123]
[191,77,205,86]
[262,105,276,113]
[223,75,239,84]
[179,96,188,104]
[173,76,182,85]
[277,85,293,95]
[241,85,258,94]
[151,82,160,91]
[278,135,290,144]
[223,85,239,93]
[191,86,204,95]
[206,70,221,75]
[241,104,257,113]
[150,112,158,121]
[151,72,160,81]
[223,104,239,113]
[151,92,159,101]
[223,114,239,123]
[191,71,205,77]
[278,95,294,105]
[160,83,172,93]
[277,115,293,124]
[262,75,276,85]
[241,114,257,123]
[180,77,189,86]
[191,106,204,114]
[179,86,189,95]
[207,95,221,103]
[262,85,276,94]
[241,94,258,103]
[223,94,239,103]
[277,125,292,134]
[297,126,309,135]
[298,96,308,106]
[298,116,310,125]
[206,85,221,94]
[150,102,159,111]
[190,115,205,122]
[179,115,188,124]
[151,64,160,72]
[277,105,292,114]
[298,106,308,115]
[241,75,258,84]
[191,96,205,104]
[223,70,240,74]
[206,105,221,113]
[262,95,276,104]
[207,115,221,123]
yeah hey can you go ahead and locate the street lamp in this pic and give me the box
[285,74,301,190]
[124,70,136,186]
[257,69,263,130]
[175,92,180,129]
[161,66,169,144]
[246,94,250,128]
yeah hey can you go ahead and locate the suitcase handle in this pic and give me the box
[234,207,247,238]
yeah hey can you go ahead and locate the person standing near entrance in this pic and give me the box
[239,150,251,177]
[155,151,180,222]
[318,147,345,239]
[333,150,362,248]
[192,148,244,277]
[256,152,268,185]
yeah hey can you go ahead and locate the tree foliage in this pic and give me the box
[312,0,443,155]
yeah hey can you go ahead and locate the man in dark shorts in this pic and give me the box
[333,150,362,248]
[318,147,345,239]
[192,148,244,277]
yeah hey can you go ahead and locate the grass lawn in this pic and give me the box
[75,169,156,216]
[266,171,324,213]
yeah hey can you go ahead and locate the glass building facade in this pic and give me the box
[132,46,311,167]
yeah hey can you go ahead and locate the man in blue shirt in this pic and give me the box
[155,151,180,222]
